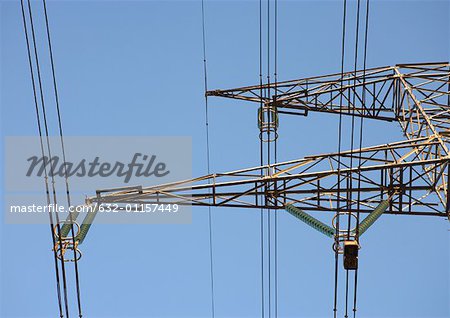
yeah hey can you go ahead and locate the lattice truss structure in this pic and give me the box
[91,62,450,219]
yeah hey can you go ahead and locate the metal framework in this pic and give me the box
[88,62,450,219]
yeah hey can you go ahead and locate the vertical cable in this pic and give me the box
[273,0,278,317]
[345,1,361,317]
[266,1,272,316]
[26,0,70,316]
[201,1,216,317]
[353,1,370,317]
[20,1,64,316]
[334,0,347,317]
[41,1,83,316]
[258,1,265,317]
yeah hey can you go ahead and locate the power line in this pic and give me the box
[267,1,271,313]
[201,1,216,317]
[334,0,348,317]
[273,0,278,317]
[19,1,65,316]
[21,0,74,316]
[345,1,362,317]
[25,0,72,316]
[259,1,265,317]
[353,1,371,317]
[41,0,83,316]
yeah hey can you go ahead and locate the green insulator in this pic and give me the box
[59,210,80,238]
[285,204,335,238]
[76,206,99,245]
[358,200,389,236]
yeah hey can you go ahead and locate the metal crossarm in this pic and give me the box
[86,136,449,217]
[86,63,449,220]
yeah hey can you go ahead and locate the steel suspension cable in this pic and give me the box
[25,0,71,316]
[266,0,272,316]
[353,2,371,317]
[273,0,278,317]
[41,1,83,316]
[201,1,216,317]
[19,1,65,316]
[334,0,348,317]
[345,1,361,317]
[259,1,265,317]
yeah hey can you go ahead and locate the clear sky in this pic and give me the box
[1,0,449,317]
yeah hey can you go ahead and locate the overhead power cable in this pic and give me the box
[41,0,83,317]
[353,1,371,317]
[19,1,65,316]
[200,1,216,317]
[334,0,348,317]
[266,1,272,316]
[273,0,279,317]
[258,1,265,317]
[23,0,72,316]
[345,1,362,317]
[26,5,71,315]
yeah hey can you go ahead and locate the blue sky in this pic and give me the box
[1,0,449,317]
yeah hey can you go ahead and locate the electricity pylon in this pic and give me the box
[88,62,450,219]
[55,62,450,259]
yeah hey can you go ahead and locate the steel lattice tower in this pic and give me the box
[88,62,450,221]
